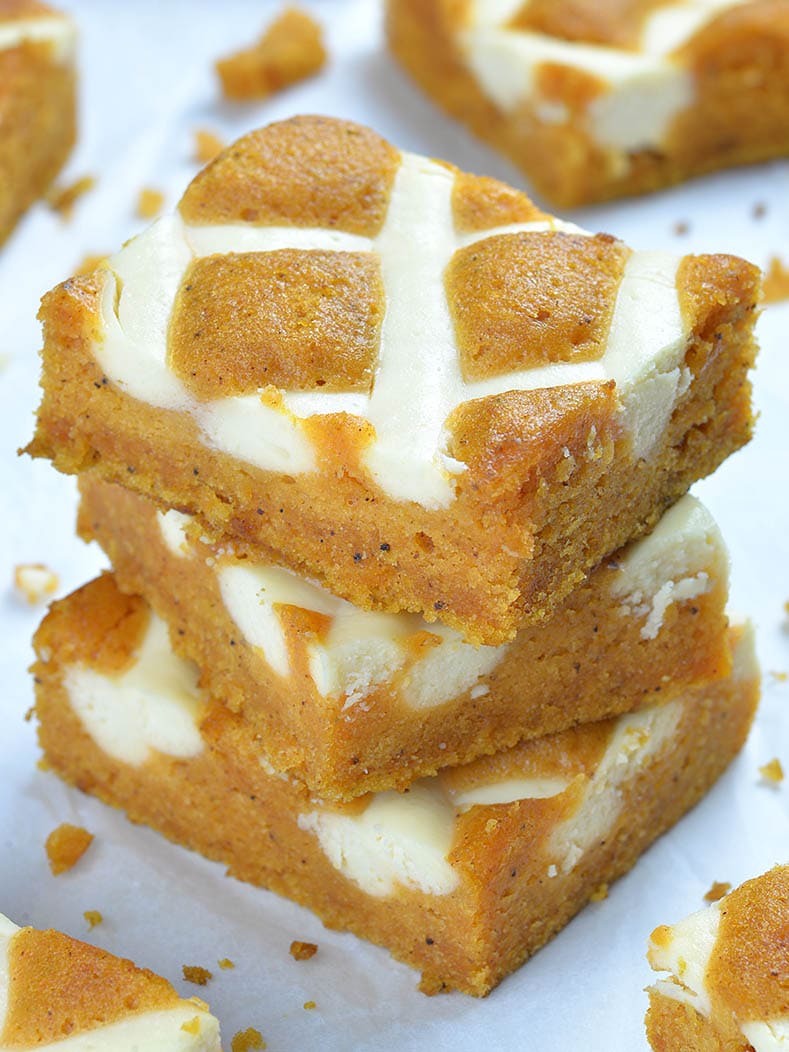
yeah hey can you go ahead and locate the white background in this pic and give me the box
[0,3,787,1049]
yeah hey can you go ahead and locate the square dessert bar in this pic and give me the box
[0,1,76,245]
[33,575,759,997]
[27,116,758,644]
[387,0,789,207]
[0,913,221,1050]
[646,866,789,1051]
[79,477,732,800]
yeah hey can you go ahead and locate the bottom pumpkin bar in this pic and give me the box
[646,866,789,1052]
[33,576,759,998]
[0,912,221,1051]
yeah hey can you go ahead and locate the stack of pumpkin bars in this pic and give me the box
[27,117,761,996]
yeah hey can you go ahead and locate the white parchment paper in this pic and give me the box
[0,3,787,1048]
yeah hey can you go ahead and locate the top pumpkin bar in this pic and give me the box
[27,116,757,645]
[386,0,789,207]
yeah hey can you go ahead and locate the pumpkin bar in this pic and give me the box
[26,116,758,644]
[0,0,76,246]
[0,912,221,1050]
[646,866,789,1052]
[387,0,789,208]
[79,477,732,800]
[32,574,759,997]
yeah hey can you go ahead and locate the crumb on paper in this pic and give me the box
[46,175,96,219]
[752,201,767,220]
[14,563,59,605]
[303,1000,317,1010]
[704,880,731,902]
[181,1017,201,1035]
[182,965,213,986]
[672,220,689,236]
[218,957,235,970]
[215,6,326,101]
[759,758,784,784]
[231,1028,266,1052]
[589,883,608,902]
[24,705,35,723]
[83,909,103,929]
[769,670,788,683]
[289,940,318,961]
[45,823,94,875]
[136,187,165,220]
[762,256,789,305]
[74,252,107,276]
[194,128,226,165]
[37,756,51,773]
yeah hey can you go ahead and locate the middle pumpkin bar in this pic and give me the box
[80,477,730,801]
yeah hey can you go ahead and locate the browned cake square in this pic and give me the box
[32,575,759,997]
[26,116,758,645]
[79,476,732,800]
[386,0,789,207]
[0,1,76,245]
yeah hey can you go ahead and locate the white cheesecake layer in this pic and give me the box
[0,15,75,63]
[95,151,692,509]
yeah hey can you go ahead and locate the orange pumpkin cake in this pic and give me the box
[386,0,789,207]
[32,575,759,998]
[26,116,758,645]
[0,0,76,245]
[646,866,789,1051]
[79,478,732,800]
[0,912,221,1050]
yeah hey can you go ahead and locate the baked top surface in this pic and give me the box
[83,114,734,509]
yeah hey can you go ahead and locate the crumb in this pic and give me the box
[83,909,103,929]
[303,1000,316,1010]
[762,256,789,305]
[759,758,784,784]
[194,128,226,165]
[218,957,235,970]
[74,252,107,276]
[704,881,731,902]
[182,965,213,986]
[37,757,51,772]
[672,220,689,236]
[289,940,318,961]
[181,1017,201,1035]
[769,670,788,683]
[216,7,326,101]
[231,1028,266,1051]
[589,883,608,902]
[136,187,165,220]
[24,705,35,722]
[46,175,96,219]
[45,824,94,875]
[752,201,767,219]
[14,563,59,605]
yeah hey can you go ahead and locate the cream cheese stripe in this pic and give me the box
[0,16,75,62]
[96,152,689,508]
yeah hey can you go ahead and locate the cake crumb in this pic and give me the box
[762,256,789,304]
[182,965,213,986]
[194,128,226,165]
[45,824,94,875]
[759,758,784,784]
[672,220,689,236]
[769,670,788,683]
[14,563,59,605]
[752,201,767,219]
[289,940,318,961]
[181,1017,201,1035]
[74,252,107,276]
[216,7,326,101]
[303,1000,317,1010]
[589,883,608,902]
[703,881,731,902]
[24,705,35,722]
[46,175,96,219]
[136,187,165,219]
[83,909,103,929]
[218,957,235,970]
[231,1028,266,1051]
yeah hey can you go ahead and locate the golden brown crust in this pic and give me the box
[2,928,180,1046]
[169,250,384,398]
[645,989,749,1052]
[450,171,548,233]
[0,0,57,19]
[446,232,627,380]
[510,0,670,50]
[179,116,401,236]
[707,866,789,1023]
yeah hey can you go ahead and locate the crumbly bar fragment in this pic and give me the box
[26,116,757,644]
[0,0,76,245]
[0,912,221,1050]
[32,576,759,997]
[386,0,789,207]
[79,478,732,800]
[646,867,789,1052]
